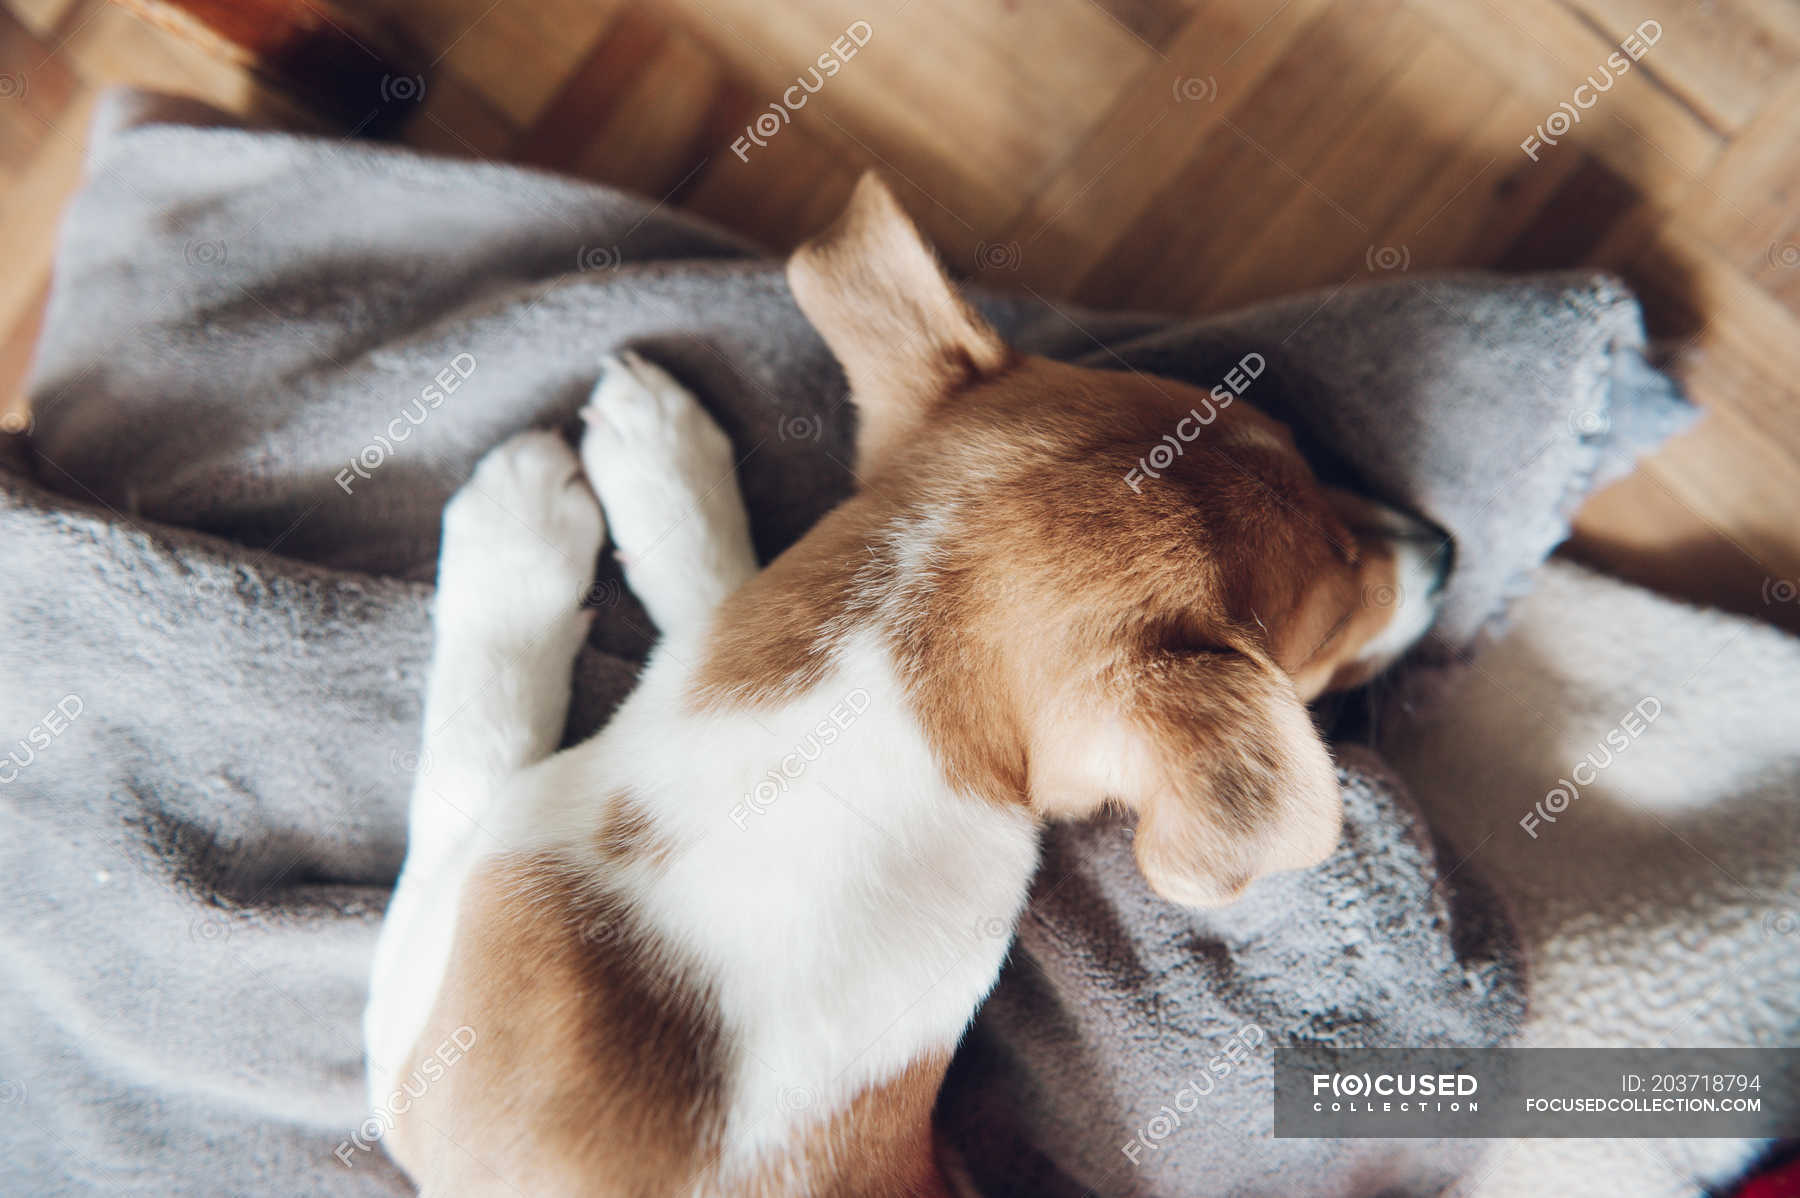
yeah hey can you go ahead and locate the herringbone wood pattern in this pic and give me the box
[2,0,1796,629]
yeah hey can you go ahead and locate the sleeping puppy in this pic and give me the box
[362,173,1445,1196]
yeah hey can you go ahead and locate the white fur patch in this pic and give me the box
[505,631,1041,1174]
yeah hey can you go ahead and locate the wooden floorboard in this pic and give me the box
[0,0,1795,632]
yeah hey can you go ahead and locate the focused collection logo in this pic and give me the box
[1310,1071,1480,1114]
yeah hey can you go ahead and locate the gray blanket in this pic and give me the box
[0,90,1692,1197]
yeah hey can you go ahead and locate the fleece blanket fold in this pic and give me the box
[0,88,1701,1196]
[1382,561,1800,1198]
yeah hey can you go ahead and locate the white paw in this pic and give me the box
[579,352,738,558]
[438,430,605,630]
[580,353,757,633]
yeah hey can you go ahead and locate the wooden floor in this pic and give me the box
[1,0,1796,632]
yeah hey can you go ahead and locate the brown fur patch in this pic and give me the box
[381,847,956,1195]
[595,789,676,868]
[701,172,1419,904]
[734,1052,955,1198]
[692,356,1397,806]
[690,495,882,710]
[383,853,726,1197]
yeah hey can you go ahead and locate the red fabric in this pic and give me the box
[1736,1154,1800,1198]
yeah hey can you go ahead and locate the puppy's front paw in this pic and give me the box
[579,352,738,547]
[579,353,757,633]
[439,430,605,632]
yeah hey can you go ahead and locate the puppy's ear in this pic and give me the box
[1113,649,1342,907]
[787,172,1009,467]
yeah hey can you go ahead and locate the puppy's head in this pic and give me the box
[787,174,1447,907]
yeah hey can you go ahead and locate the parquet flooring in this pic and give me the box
[2,0,1797,630]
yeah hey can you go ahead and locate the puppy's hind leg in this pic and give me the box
[580,352,759,637]
[364,430,604,1099]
